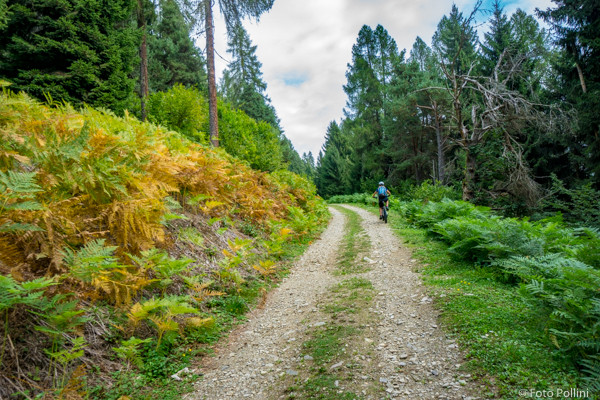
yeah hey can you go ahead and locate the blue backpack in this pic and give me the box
[377,186,387,196]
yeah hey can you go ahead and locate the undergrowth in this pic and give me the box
[349,197,598,398]
[0,90,329,399]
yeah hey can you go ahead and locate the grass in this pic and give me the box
[330,205,371,275]
[356,203,584,399]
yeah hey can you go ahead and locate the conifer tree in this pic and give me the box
[343,24,400,188]
[0,0,138,113]
[148,0,206,93]
[221,23,279,129]
[480,0,512,77]
[316,121,353,197]
[178,0,275,147]
[538,0,600,183]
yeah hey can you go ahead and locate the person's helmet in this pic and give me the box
[379,181,384,186]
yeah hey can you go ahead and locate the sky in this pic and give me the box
[208,0,555,158]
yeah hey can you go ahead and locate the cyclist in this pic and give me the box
[372,182,391,220]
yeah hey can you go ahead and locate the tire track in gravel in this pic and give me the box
[187,205,484,400]
[185,207,346,400]
[342,204,482,400]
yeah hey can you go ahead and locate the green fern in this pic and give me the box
[0,170,44,232]
[130,248,194,291]
[581,355,600,393]
[62,239,120,283]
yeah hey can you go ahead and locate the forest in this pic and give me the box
[1,0,600,398]
[315,0,600,223]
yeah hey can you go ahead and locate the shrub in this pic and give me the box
[409,198,490,230]
[433,216,545,263]
[542,175,600,228]
[147,84,208,144]
[409,181,460,203]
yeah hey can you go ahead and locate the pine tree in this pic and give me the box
[343,24,400,188]
[178,0,275,147]
[148,0,206,93]
[315,121,353,197]
[221,23,279,129]
[280,136,305,175]
[538,0,600,184]
[0,0,8,30]
[0,0,138,113]
[480,0,512,77]
[432,4,479,77]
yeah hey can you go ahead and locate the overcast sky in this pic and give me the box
[209,0,554,158]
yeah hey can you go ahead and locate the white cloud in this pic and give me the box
[205,0,555,158]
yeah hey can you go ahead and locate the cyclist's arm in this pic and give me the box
[386,190,391,196]
[372,191,378,198]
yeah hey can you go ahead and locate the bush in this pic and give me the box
[327,193,376,205]
[433,216,545,263]
[402,198,490,230]
[409,181,460,203]
[147,84,208,144]
[219,103,283,171]
[542,175,600,228]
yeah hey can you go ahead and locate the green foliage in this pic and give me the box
[391,198,600,385]
[112,337,153,370]
[433,216,545,263]
[128,296,199,348]
[147,84,208,143]
[0,170,44,232]
[410,181,460,203]
[148,0,206,93]
[63,239,120,283]
[219,103,282,171]
[543,176,600,228]
[131,248,194,291]
[221,23,279,129]
[0,0,138,113]
[404,198,490,229]
[327,193,377,205]
[496,254,600,379]
[177,227,205,247]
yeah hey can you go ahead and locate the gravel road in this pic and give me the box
[186,205,483,400]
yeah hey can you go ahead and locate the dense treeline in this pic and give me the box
[316,1,600,219]
[0,0,313,175]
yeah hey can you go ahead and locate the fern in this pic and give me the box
[127,296,199,347]
[130,248,193,291]
[64,240,155,305]
[0,170,44,232]
[581,355,600,393]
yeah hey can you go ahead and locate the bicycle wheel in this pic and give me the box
[383,207,388,223]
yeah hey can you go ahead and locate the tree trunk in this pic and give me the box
[205,0,219,147]
[575,61,587,94]
[433,101,445,183]
[137,2,149,121]
[462,146,476,201]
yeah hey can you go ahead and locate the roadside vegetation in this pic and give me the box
[0,90,328,399]
[329,183,600,397]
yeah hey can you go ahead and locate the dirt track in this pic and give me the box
[186,205,480,400]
